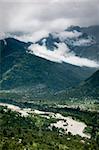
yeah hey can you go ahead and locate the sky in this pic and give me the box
[0,0,99,37]
[0,0,99,68]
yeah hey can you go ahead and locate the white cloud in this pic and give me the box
[0,0,99,40]
[0,32,7,40]
[28,42,99,68]
[13,30,49,43]
[52,30,82,41]
[73,38,94,46]
[11,29,82,43]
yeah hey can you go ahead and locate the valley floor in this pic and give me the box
[0,101,99,150]
[0,102,90,138]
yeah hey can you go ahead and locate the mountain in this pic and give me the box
[79,70,99,98]
[0,36,96,100]
[37,25,99,61]
[67,25,99,61]
[81,25,99,43]
[55,70,99,100]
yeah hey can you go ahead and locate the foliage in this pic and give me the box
[0,106,99,150]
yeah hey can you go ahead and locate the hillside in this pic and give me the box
[55,70,99,100]
[68,26,99,61]
[0,36,96,100]
[79,70,99,98]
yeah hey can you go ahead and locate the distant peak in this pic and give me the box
[66,26,81,32]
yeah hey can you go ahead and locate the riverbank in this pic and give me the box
[0,102,90,138]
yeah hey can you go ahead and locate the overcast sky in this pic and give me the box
[0,0,99,37]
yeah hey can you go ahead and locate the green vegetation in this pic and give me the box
[0,26,99,150]
[55,70,99,100]
[0,37,95,100]
[0,105,99,150]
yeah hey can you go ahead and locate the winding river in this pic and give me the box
[0,103,90,138]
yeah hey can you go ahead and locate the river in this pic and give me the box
[0,102,90,138]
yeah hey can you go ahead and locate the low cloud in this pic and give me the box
[52,30,82,41]
[28,42,99,68]
[73,38,94,46]
[13,30,49,43]
[0,31,8,40]
[12,30,82,43]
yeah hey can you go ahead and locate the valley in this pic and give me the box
[0,25,99,150]
[0,102,90,138]
[0,100,99,150]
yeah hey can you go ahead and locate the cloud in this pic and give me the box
[13,30,49,43]
[28,42,99,68]
[52,30,82,41]
[0,32,8,40]
[0,0,99,40]
[11,28,82,43]
[73,38,94,46]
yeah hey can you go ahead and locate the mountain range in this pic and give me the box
[0,25,99,100]
[36,25,99,61]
